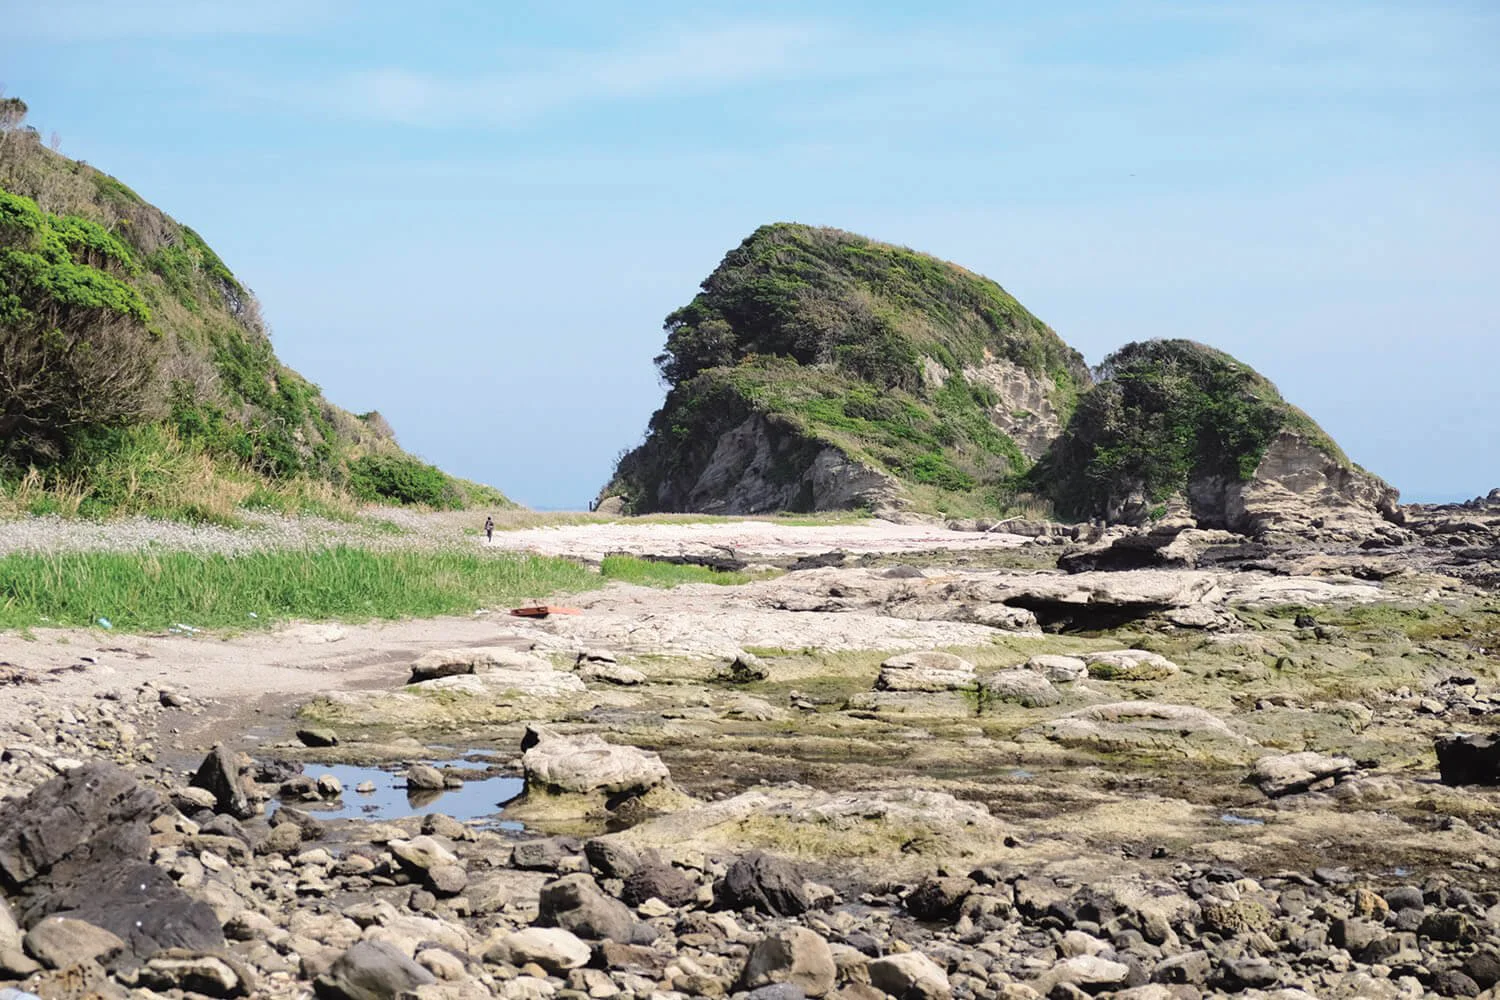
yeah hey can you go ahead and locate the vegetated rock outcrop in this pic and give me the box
[1030,339,1400,541]
[0,97,505,515]
[601,222,1091,516]
[601,224,1397,540]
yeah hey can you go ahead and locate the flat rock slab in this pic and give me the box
[1037,701,1255,762]
[876,651,976,692]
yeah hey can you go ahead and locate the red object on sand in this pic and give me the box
[510,605,582,619]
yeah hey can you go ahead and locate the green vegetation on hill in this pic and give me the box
[0,98,508,521]
[1031,338,1352,520]
[608,223,1089,515]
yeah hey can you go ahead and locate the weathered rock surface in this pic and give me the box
[315,940,436,1000]
[1037,701,1254,760]
[1251,751,1359,797]
[1082,649,1181,681]
[740,926,836,997]
[716,852,810,917]
[190,745,256,820]
[521,732,671,798]
[978,669,1060,708]
[875,652,976,692]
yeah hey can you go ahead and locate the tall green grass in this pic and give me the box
[0,548,600,631]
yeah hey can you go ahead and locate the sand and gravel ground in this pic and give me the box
[0,514,1031,737]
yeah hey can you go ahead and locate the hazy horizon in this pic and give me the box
[8,2,1497,508]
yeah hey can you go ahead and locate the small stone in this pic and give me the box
[405,764,445,790]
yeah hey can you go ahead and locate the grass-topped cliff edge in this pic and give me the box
[604,223,1090,517]
[0,97,506,523]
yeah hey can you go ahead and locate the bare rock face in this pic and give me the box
[1038,702,1255,762]
[1193,431,1401,543]
[671,413,902,515]
[963,359,1068,461]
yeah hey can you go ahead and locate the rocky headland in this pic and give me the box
[1,507,1498,1000]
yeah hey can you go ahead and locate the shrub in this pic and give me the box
[347,454,460,508]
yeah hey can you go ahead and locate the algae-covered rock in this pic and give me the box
[1036,701,1255,761]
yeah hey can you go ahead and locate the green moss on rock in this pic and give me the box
[607,224,1089,514]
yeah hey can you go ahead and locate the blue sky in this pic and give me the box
[6,1,1497,507]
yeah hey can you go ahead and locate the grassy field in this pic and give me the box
[0,549,758,632]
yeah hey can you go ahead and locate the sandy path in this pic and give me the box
[483,518,1030,560]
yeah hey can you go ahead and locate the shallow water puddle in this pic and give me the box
[1219,812,1266,827]
[285,761,525,829]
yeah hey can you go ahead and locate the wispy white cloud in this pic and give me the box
[10,0,346,41]
[314,19,829,126]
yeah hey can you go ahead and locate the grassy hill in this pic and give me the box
[1028,338,1369,522]
[0,98,508,522]
[605,223,1090,516]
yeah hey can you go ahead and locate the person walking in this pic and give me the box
[483,515,494,544]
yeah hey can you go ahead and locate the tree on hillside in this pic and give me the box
[0,188,163,466]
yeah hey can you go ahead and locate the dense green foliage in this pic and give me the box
[348,454,462,508]
[1032,339,1351,519]
[0,101,506,516]
[611,224,1088,514]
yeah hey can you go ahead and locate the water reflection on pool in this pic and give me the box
[284,761,525,830]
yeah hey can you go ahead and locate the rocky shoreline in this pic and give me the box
[1,510,1498,999]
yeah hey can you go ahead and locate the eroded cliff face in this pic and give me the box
[638,414,901,515]
[1214,431,1401,542]
[961,359,1067,461]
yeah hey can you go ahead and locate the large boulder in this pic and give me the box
[869,951,952,999]
[0,760,161,888]
[190,745,257,820]
[23,916,124,970]
[715,852,810,917]
[739,927,836,997]
[979,669,1060,708]
[1250,752,1359,797]
[537,873,638,942]
[314,940,436,1000]
[522,732,671,799]
[0,762,224,963]
[484,927,591,974]
[876,652,976,692]
[1435,734,1500,786]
